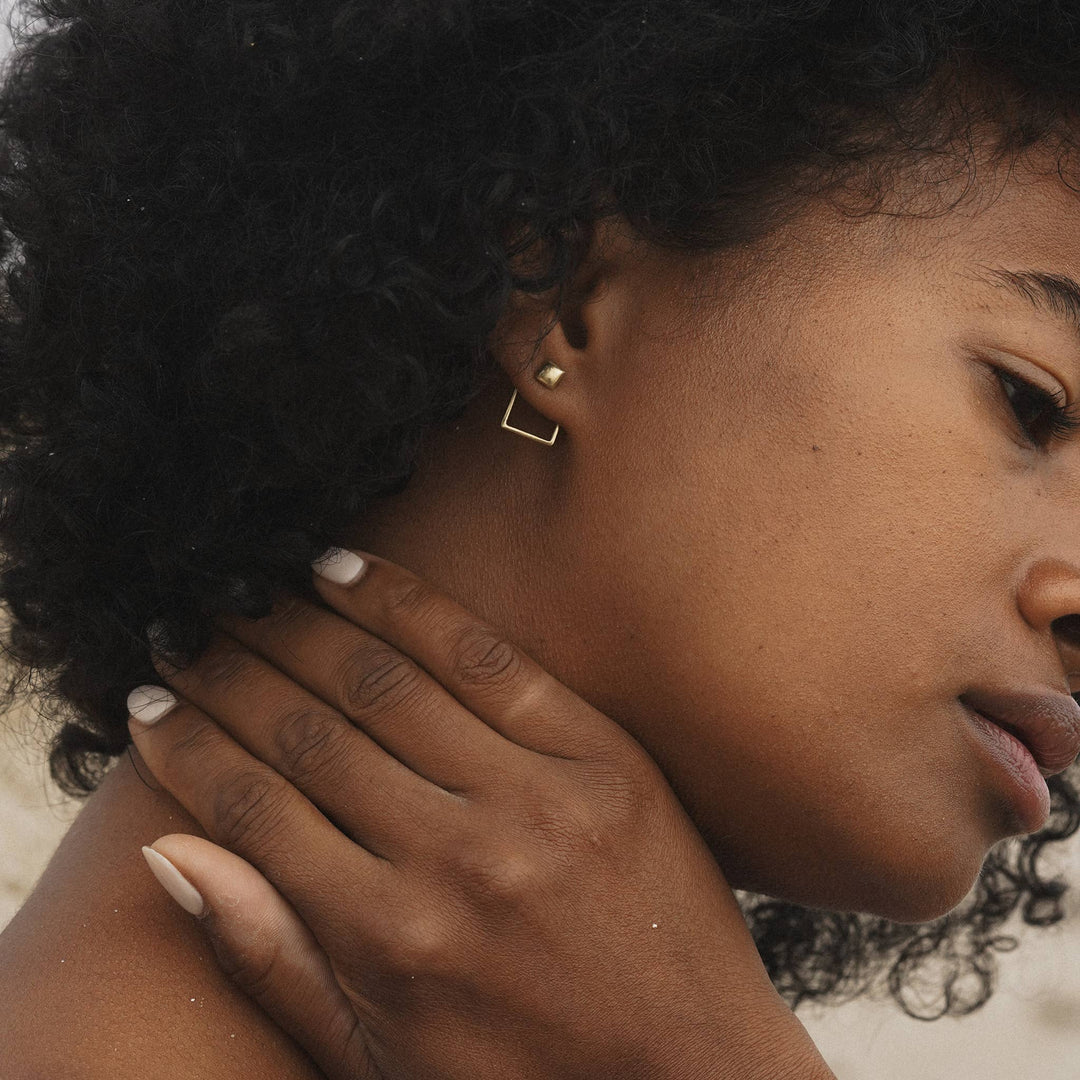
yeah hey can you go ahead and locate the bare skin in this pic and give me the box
[344,145,1080,924]
[5,140,1080,1075]
[0,747,328,1078]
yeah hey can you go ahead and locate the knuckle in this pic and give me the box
[456,840,544,907]
[512,754,658,851]
[579,746,665,827]
[274,705,348,783]
[166,715,223,766]
[381,576,435,622]
[447,624,525,690]
[195,637,253,691]
[374,911,450,976]
[265,592,310,629]
[212,767,290,855]
[340,644,423,715]
[211,932,283,1003]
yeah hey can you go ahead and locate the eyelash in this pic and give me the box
[994,367,1080,448]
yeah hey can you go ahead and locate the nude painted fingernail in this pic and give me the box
[311,546,368,585]
[141,846,205,917]
[127,684,180,725]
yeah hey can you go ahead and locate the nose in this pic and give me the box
[1057,619,1080,693]
[1016,558,1080,692]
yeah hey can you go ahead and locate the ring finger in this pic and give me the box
[146,629,467,858]
[215,593,522,793]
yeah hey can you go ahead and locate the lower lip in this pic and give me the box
[962,704,1050,832]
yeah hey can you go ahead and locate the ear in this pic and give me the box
[485,215,640,442]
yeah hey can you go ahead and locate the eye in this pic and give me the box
[993,367,1080,448]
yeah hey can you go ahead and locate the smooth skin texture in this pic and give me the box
[125,552,834,1079]
[339,145,1080,925]
[5,141,1080,1076]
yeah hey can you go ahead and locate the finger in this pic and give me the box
[310,548,622,759]
[216,593,523,793]
[141,834,373,1080]
[126,687,397,956]
[146,629,470,851]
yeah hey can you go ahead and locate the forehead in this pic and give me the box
[728,149,1080,321]
[642,144,1080,354]
[863,149,1080,276]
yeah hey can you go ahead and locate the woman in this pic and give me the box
[1,0,1080,1074]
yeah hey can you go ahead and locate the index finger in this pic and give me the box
[307,548,618,761]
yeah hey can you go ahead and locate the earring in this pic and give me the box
[535,362,566,389]
[500,364,565,446]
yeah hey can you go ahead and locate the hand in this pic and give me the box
[127,549,834,1080]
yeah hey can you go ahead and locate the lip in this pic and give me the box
[958,688,1080,779]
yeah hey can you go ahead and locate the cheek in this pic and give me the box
[607,372,986,716]
[720,327,1015,661]
[581,370,1007,916]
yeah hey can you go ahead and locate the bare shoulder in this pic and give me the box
[0,748,324,1080]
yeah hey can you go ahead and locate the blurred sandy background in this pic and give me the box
[3,698,1079,1078]
[0,706,82,928]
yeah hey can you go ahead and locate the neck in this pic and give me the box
[335,375,572,680]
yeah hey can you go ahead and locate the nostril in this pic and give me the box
[1052,614,1080,651]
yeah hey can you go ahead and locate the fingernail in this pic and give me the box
[141,845,205,917]
[311,546,368,586]
[127,684,180,726]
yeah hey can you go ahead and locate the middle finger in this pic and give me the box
[214,593,522,792]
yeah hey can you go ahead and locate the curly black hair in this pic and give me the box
[1,0,1079,1023]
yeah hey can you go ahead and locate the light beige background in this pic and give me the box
[1,708,80,928]
[2,702,1078,1077]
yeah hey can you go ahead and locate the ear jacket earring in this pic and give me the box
[501,363,566,446]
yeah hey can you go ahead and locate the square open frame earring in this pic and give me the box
[501,388,560,445]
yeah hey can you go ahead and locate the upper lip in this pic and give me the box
[960,688,1080,779]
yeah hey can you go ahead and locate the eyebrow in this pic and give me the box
[966,264,1080,345]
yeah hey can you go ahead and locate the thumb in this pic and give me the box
[141,834,374,1080]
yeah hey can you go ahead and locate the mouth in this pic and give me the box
[959,700,1053,833]
[958,688,1080,780]
[967,708,1049,777]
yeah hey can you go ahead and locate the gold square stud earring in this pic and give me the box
[535,362,566,389]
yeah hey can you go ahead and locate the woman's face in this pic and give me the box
[353,146,1080,924]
